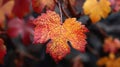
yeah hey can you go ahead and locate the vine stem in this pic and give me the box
[67,0,77,17]
[54,0,63,24]
[95,24,108,38]
[86,21,109,38]
[61,6,70,18]
[87,45,100,58]
[58,1,63,24]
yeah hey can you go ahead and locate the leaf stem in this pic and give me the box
[95,24,108,38]
[54,0,63,24]
[58,1,63,23]
[61,6,70,18]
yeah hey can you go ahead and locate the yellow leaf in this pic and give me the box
[97,57,109,66]
[97,53,120,67]
[83,0,111,23]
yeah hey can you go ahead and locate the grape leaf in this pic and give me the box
[33,11,88,62]
[32,0,55,13]
[0,38,6,64]
[103,37,120,53]
[12,0,30,18]
[0,0,14,28]
[83,0,111,23]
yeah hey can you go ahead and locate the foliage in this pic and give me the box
[0,38,6,64]
[0,0,14,28]
[32,0,55,13]
[97,53,120,67]
[0,0,120,67]
[83,0,111,23]
[103,37,120,53]
[33,11,88,62]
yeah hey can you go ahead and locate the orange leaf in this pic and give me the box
[0,0,14,28]
[33,11,88,62]
[97,53,120,67]
[83,0,111,23]
[97,57,109,66]
[32,0,55,13]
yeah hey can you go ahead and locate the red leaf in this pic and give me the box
[103,37,120,53]
[7,18,24,38]
[21,32,31,46]
[33,11,88,62]
[0,38,6,64]
[32,0,55,13]
[12,0,30,18]
[7,17,34,45]
[109,0,120,12]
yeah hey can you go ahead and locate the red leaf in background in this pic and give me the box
[22,16,35,46]
[32,0,55,13]
[109,0,120,12]
[21,32,31,46]
[33,11,88,62]
[12,0,30,18]
[109,0,115,5]
[114,0,120,12]
[7,17,34,46]
[0,38,6,64]
[103,37,120,53]
[7,18,24,38]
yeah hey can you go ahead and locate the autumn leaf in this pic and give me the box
[12,0,30,18]
[33,11,88,62]
[21,16,35,46]
[114,0,120,11]
[83,0,111,23]
[32,0,55,13]
[7,18,25,38]
[7,17,34,45]
[0,0,14,28]
[97,53,120,67]
[109,0,120,12]
[103,37,120,53]
[109,0,115,6]
[0,38,6,64]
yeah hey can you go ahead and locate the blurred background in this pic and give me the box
[0,0,120,67]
